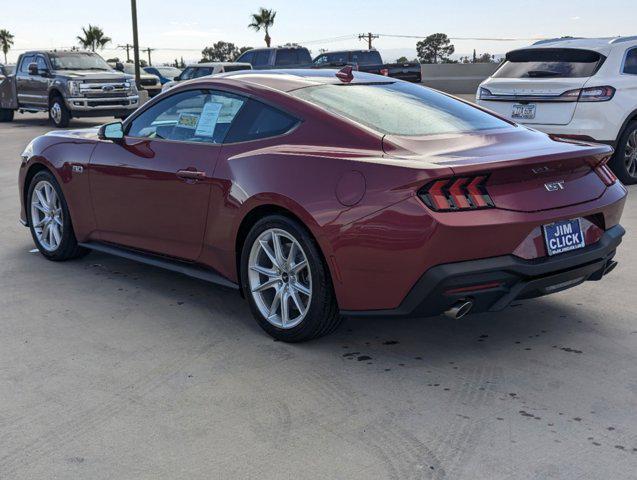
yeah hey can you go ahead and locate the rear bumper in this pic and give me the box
[342,225,624,318]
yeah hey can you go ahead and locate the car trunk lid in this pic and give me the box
[383,128,613,212]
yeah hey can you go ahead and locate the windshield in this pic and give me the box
[49,52,112,71]
[494,48,604,78]
[291,82,511,136]
[155,67,182,77]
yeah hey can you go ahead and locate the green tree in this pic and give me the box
[0,29,15,64]
[248,7,276,47]
[76,25,111,52]
[238,46,253,56]
[201,41,240,62]
[416,33,455,64]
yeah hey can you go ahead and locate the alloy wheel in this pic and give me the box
[30,180,63,251]
[50,102,62,125]
[625,129,637,178]
[247,228,312,329]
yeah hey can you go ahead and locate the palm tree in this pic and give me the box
[0,29,15,64]
[76,25,111,52]
[248,8,276,48]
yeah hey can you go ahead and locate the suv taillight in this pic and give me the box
[561,86,616,102]
[380,68,389,76]
[418,176,494,211]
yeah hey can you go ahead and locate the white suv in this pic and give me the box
[477,37,637,184]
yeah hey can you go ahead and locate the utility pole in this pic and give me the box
[142,47,154,66]
[130,0,141,88]
[118,43,133,62]
[358,32,379,50]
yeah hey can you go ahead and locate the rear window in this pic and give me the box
[350,51,383,66]
[223,64,251,73]
[291,82,510,136]
[494,48,605,78]
[275,49,312,66]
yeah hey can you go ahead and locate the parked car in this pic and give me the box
[143,66,183,85]
[313,49,422,82]
[0,50,139,127]
[117,63,162,97]
[19,69,626,341]
[477,37,637,184]
[235,46,313,70]
[161,62,251,91]
[0,63,15,76]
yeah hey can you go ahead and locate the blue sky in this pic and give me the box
[2,0,635,64]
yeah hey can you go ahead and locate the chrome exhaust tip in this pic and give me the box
[445,299,474,320]
[604,260,618,276]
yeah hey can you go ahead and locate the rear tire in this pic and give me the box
[27,170,89,261]
[0,108,14,122]
[49,95,70,128]
[241,215,342,342]
[609,121,637,185]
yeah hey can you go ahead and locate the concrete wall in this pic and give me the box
[420,63,500,95]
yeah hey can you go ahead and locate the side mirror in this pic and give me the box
[98,121,124,142]
[28,63,39,75]
[115,62,124,72]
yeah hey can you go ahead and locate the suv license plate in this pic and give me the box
[543,219,585,256]
[512,104,536,120]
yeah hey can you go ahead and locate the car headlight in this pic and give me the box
[126,81,138,94]
[21,140,35,162]
[68,80,82,96]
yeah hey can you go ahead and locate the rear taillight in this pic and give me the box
[594,164,617,186]
[380,68,389,76]
[561,86,616,102]
[419,176,494,211]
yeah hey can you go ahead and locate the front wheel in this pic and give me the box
[609,121,637,185]
[49,95,70,128]
[241,215,342,342]
[27,171,88,261]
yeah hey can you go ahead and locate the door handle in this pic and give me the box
[176,169,206,180]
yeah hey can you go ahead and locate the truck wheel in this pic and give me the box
[0,108,14,122]
[610,121,637,185]
[49,95,70,128]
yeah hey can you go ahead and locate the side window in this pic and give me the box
[179,67,196,80]
[36,56,48,72]
[193,67,213,78]
[19,55,34,73]
[624,48,637,75]
[127,89,246,144]
[314,55,328,65]
[225,99,299,143]
[275,49,297,66]
[238,51,254,64]
[253,50,271,67]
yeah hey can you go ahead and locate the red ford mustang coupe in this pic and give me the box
[18,69,626,341]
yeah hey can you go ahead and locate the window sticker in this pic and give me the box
[177,112,200,130]
[195,102,223,137]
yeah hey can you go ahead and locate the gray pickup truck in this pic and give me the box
[0,50,140,127]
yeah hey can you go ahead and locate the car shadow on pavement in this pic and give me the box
[12,243,588,369]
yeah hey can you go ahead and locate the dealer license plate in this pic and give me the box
[543,219,585,256]
[512,104,536,120]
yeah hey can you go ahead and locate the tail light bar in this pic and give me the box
[419,176,494,211]
[594,163,618,186]
[479,86,616,102]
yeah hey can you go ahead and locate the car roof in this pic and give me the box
[526,36,637,55]
[188,62,252,68]
[206,69,394,92]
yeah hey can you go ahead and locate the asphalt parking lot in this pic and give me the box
[1,111,636,480]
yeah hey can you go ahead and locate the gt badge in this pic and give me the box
[544,180,565,192]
